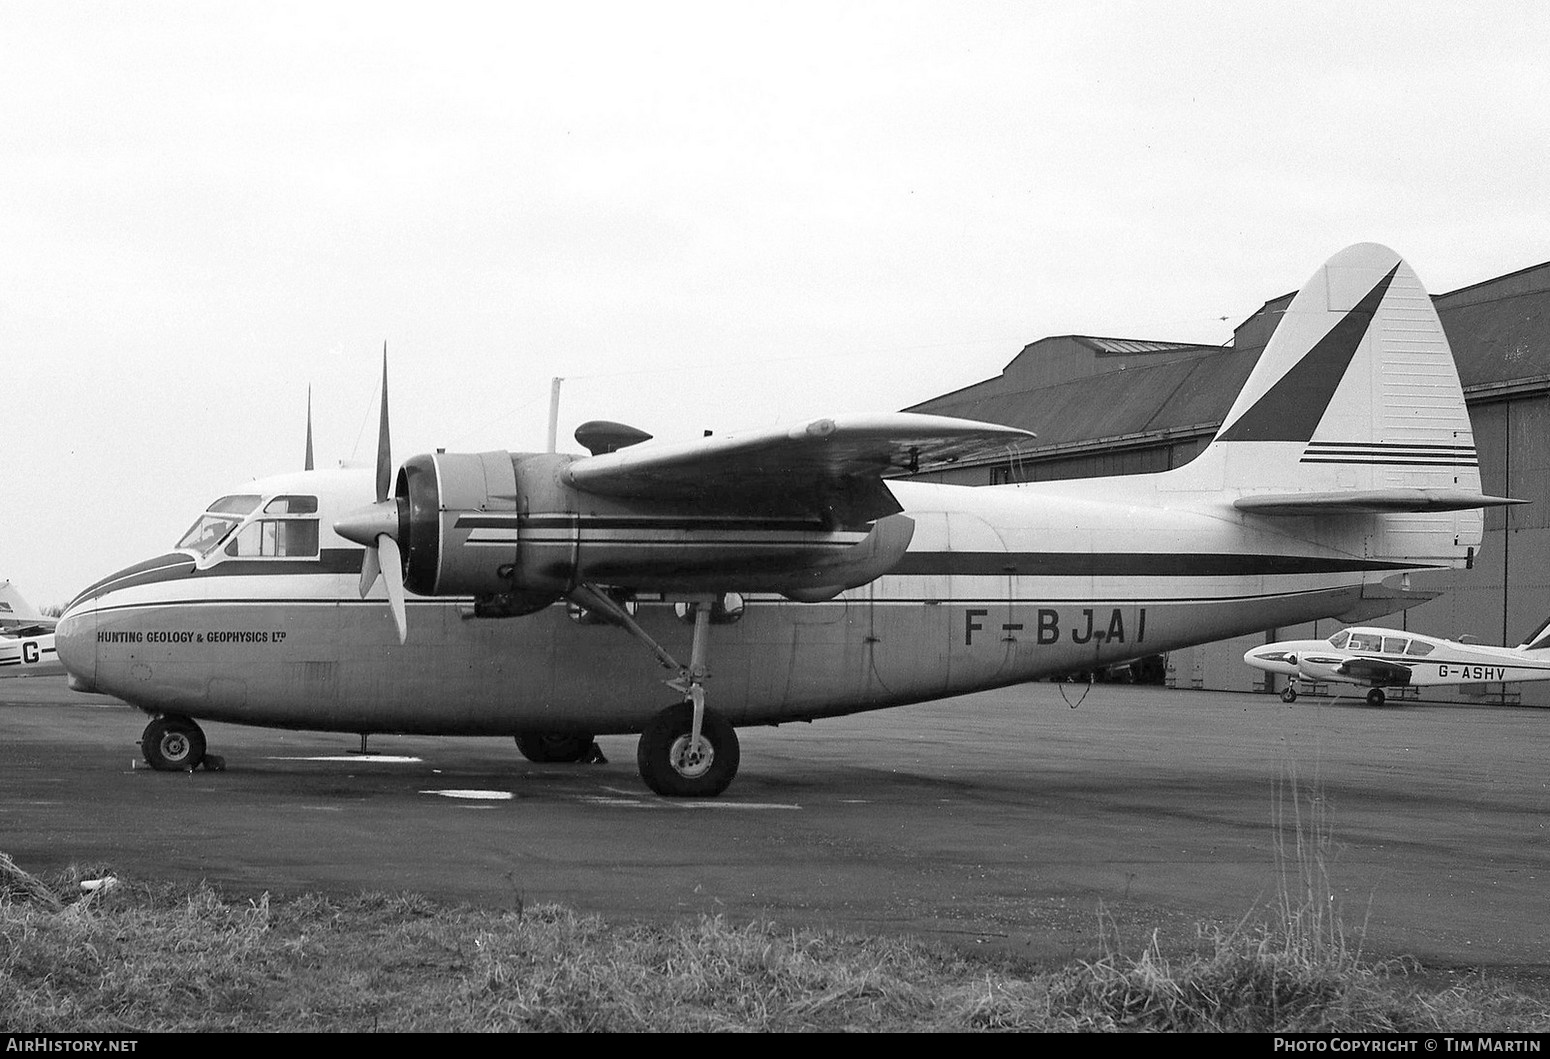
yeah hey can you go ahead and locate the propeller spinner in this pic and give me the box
[333,348,409,643]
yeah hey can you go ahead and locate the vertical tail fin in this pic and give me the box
[1165,243,1518,565]
[1516,615,1550,653]
[0,581,44,624]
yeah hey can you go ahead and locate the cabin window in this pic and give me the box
[224,518,320,558]
[1405,641,1435,657]
[1382,636,1408,654]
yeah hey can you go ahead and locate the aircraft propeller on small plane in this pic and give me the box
[334,347,409,643]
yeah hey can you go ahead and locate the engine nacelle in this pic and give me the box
[393,450,913,600]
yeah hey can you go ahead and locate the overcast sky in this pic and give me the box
[5,1,1548,608]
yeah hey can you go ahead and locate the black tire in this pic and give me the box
[1367,688,1386,707]
[1281,686,1297,703]
[636,702,740,798]
[513,732,597,763]
[141,716,206,772]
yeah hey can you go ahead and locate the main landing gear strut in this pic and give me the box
[568,586,740,797]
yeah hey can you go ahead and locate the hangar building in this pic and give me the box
[904,257,1550,706]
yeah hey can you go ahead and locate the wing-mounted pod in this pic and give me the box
[384,447,918,602]
[779,513,915,602]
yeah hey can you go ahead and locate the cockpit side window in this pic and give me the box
[223,496,321,559]
[1347,632,1384,652]
[225,519,320,558]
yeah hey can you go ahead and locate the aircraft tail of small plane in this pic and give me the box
[1514,616,1550,654]
[1158,242,1517,566]
[0,580,46,626]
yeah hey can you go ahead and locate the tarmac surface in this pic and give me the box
[3,677,1547,977]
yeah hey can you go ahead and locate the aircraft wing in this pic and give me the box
[1336,656,1414,685]
[1235,488,1524,516]
[563,413,1034,523]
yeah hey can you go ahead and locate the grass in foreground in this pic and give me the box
[2,855,1547,1032]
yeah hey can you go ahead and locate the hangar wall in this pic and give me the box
[904,259,1550,706]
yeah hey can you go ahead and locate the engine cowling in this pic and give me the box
[390,450,913,602]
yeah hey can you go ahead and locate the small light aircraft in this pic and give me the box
[55,244,1521,795]
[0,581,62,679]
[1245,619,1550,706]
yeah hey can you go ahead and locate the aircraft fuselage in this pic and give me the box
[57,471,1415,735]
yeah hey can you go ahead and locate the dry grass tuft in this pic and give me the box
[2,847,1547,1032]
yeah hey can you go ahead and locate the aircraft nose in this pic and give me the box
[54,606,98,691]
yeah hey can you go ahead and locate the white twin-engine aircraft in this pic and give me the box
[0,581,62,679]
[1244,619,1550,707]
[55,244,1520,796]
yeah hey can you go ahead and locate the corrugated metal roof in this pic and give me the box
[906,260,1550,456]
[909,348,1255,449]
[1439,275,1550,388]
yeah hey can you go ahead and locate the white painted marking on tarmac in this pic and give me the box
[270,755,423,764]
[422,789,514,801]
[582,794,798,810]
[590,786,796,809]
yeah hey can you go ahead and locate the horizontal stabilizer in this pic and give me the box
[1234,488,1525,516]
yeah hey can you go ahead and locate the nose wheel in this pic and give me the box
[140,715,212,772]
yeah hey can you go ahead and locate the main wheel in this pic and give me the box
[636,702,740,798]
[1281,686,1298,703]
[1366,688,1387,707]
[141,716,206,772]
[514,732,596,763]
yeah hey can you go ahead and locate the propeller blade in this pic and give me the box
[378,534,408,644]
[359,544,381,599]
[375,345,392,503]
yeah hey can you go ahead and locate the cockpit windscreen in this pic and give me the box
[176,494,261,556]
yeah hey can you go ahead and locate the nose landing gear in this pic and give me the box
[140,715,223,772]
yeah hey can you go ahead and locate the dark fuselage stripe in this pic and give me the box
[889,552,1431,577]
[461,515,845,532]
